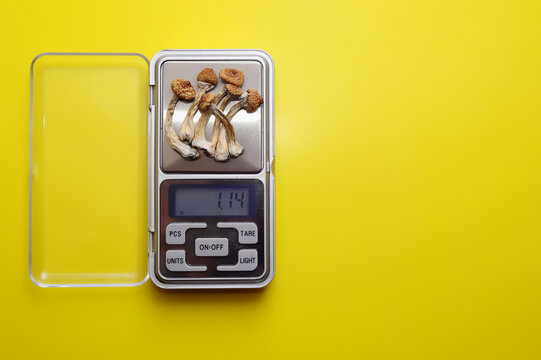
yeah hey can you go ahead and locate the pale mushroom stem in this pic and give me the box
[226,102,244,119]
[215,98,247,158]
[216,127,229,160]
[179,82,212,142]
[208,94,234,157]
[209,105,244,159]
[214,132,229,161]
[192,88,227,154]
[165,95,199,160]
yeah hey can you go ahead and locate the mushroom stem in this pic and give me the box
[211,94,233,140]
[215,89,264,159]
[215,94,248,158]
[225,101,244,119]
[208,92,238,158]
[192,88,227,154]
[178,68,218,142]
[165,94,199,160]
[208,98,231,160]
[209,104,244,159]
[178,82,211,142]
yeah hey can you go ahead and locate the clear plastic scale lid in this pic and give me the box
[29,53,149,287]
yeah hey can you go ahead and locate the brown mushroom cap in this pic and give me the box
[199,93,216,111]
[225,84,243,97]
[171,79,196,100]
[197,68,218,85]
[219,68,244,87]
[245,88,264,113]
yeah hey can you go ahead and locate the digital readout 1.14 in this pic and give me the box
[218,191,245,209]
[173,186,250,217]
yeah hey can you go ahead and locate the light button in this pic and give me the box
[165,222,207,245]
[217,222,258,244]
[165,250,206,272]
[217,249,258,272]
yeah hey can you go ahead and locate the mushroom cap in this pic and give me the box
[245,88,264,113]
[225,84,243,97]
[197,68,218,85]
[219,68,244,87]
[171,79,196,100]
[199,93,216,111]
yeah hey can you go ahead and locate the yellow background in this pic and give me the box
[1,0,540,358]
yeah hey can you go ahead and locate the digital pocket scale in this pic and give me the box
[29,50,275,289]
[149,50,275,288]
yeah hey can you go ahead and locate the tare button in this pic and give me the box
[165,222,207,245]
[195,238,228,257]
[217,249,258,272]
[217,222,258,244]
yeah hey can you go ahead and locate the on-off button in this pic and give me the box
[195,238,228,257]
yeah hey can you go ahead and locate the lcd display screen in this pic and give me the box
[171,185,252,217]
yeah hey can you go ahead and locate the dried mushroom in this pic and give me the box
[171,79,196,100]
[219,68,244,87]
[227,88,264,116]
[209,84,244,159]
[199,93,216,112]
[167,67,260,163]
[165,79,199,160]
[192,90,228,154]
[213,89,264,159]
[208,103,244,160]
[195,69,245,156]
[178,68,218,142]
[245,88,264,112]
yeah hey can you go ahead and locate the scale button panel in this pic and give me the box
[166,250,207,272]
[195,238,229,257]
[217,249,258,272]
[159,179,265,279]
[217,222,258,244]
[165,222,207,245]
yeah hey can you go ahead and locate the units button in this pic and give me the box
[165,222,207,245]
[217,222,258,244]
[165,250,207,272]
[195,238,229,257]
[217,249,258,272]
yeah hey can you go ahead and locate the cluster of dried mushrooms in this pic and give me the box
[166,68,263,161]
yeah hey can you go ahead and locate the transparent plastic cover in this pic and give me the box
[29,53,149,287]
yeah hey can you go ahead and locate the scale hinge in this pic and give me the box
[149,84,155,107]
[148,233,154,254]
[148,103,156,237]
